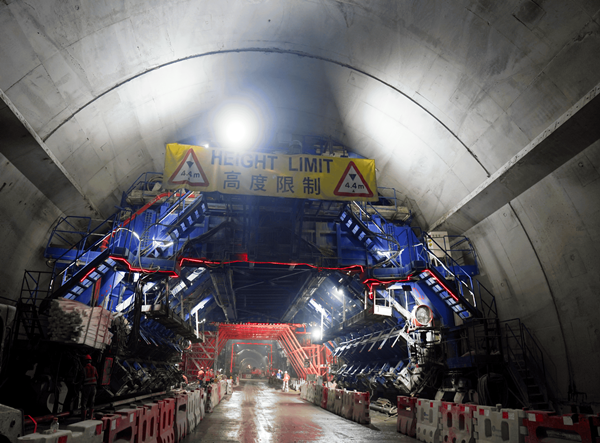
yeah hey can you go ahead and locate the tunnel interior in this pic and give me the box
[1,0,600,420]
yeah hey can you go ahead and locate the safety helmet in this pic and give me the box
[84,354,92,360]
[284,371,287,373]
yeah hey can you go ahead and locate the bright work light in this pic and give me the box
[213,102,262,151]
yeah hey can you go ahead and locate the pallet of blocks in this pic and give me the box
[48,298,113,349]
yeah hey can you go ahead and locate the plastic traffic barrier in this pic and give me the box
[306,383,315,403]
[219,380,227,401]
[300,383,308,400]
[352,392,371,425]
[134,404,159,443]
[313,385,323,406]
[207,383,220,413]
[18,430,73,442]
[198,388,206,421]
[102,412,136,443]
[416,399,442,443]
[524,412,594,443]
[186,390,198,432]
[156,398,175,443]
[173,392,188,442]
[326,387,336,412]
[397,396,418,437]
[333,389,344,416]
[226,379,233,395]
[321,387,329,409]
[474,405,526,443]
[66,420,104,443]
[439,402,475,443]
[341,390,355,420]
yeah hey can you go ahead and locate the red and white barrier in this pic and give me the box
[321,387,329,409]
[326,387,336,412]
[313,384,323,406]
[341,390,355,420]
[474,405,526,443]
[524,412,594,443]
[440,402,474,443]
[397,396,417,437]
[18,420,104,443]
[156,398,175,443]
[352,392,370,425]
[66,420,104,443]
[102,412,136,443]
[135,403,159,443]
[18,430,74,442]
[333,389,344,416]
[198,388,206,421]
[416,399,442,443]
[173,392,188,442]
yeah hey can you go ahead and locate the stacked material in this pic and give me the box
[48,298,113,349]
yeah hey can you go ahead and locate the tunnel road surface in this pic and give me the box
[184,379,417,442]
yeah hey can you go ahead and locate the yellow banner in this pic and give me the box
[163,143,378,201]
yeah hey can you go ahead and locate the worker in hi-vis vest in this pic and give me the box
[282,371,290,392]
[81,354,98,420]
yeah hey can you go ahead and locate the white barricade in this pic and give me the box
[219,380,227,401]
[307,384,315,403]
[19,430,74,442]
[66,420,104,443]
[226,379,233,395]
[474,405,527,443]
[313,385,323,406]
[186,390,198,432]
[19,421,103,443]
[198,388,206,421]
[300,383,308,400]
[352,392,370,424]
[326,387,336,412]
[416,399,442,443]
[341,390,354,420]
[439,402,474,443]
[333,389,344,416]
[207,383,220,413]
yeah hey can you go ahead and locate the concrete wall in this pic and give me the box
[466,139,600,402]
[0,152,63,302]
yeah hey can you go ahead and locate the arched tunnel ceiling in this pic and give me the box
[1,0,600,227]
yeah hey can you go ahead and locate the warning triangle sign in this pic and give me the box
[169,149,209,187]
[333,161,374,197]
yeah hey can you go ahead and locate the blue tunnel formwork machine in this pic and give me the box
[0,171,555,420]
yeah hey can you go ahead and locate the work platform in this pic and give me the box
[184,379,414,442]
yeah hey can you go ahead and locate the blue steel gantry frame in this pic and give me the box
[42,172,498,391]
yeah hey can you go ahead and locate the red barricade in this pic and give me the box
[352,392,371,424]
[174,392,188,442]
[440,402,475,443]
[102,413,136,443]
[321,387,329,409]
[155,398,175,443]
[136,403,160,443]
[524,412,594,443]
[397,396,417,437]
[590,415,600,443]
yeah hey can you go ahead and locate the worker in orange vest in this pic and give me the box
[282,370,290,392]
[81,355,98,420]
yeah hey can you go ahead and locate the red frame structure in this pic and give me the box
[182,323,332,380]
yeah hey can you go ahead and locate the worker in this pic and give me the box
[81,355,98,420]
[282,370,290,392]
[276,369,282,380]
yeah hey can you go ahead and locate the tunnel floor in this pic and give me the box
[183,379,417,442]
